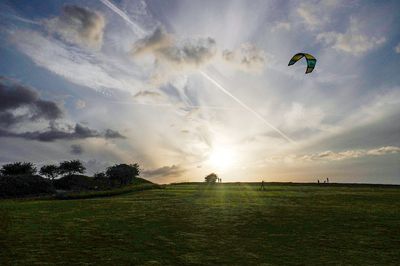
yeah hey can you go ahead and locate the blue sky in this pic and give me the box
[0,0,399,183]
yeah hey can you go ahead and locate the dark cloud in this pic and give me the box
[70,144,84,155]
[0,76,125,142]
[104,129,125,139]
[44,5,105,49]
[142,165,186,178]
[0,76,63,127]
[0,123,124,142]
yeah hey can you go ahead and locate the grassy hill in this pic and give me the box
[1,183,400,265]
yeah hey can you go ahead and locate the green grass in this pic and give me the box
[53,183,163,200]
[1,183,400,265]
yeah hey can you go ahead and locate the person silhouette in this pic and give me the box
[261,180,265,191]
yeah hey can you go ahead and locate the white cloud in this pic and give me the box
[297,3,321,29]
[11,30,142,92]
[367,146,400,156]
[283,102,324,131]
[317,18,386,55]
[132,27,217,69]
[271,21,291,32]
[296,0,341,30]
[266,146,400,164]
[221,43,266,73]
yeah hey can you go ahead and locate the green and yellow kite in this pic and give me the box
[288,53,317,74]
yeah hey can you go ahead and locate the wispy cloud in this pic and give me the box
[142,164,186,179]
[221,43,266,73]
[44,5,106,49]
[266,146,400,164]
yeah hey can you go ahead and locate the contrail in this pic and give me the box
[0,13,41,25]
[99,0,146,37]
[200,71,295,143]
[99,0,294,143]
[105,100,239,110]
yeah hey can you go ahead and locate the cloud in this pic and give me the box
[367,146,400,156]
[296,0,342,30]
[221,43,266,72]
[282,102,324,131]
[0,76,63,127]
[11,29,141,92]
[132,26,217,68]
[70,144,84,155]
[266,146,400,164]
[142,164,186,178]
[104,129,125,139]
[297,3,321,29]
[395,43,400,53]
[133,90,165,104]
[271,21,291,32]
[0,123,125,142]
[317,18,385,55]
[75,99,86,109]
[44,5,105,49]
[0,76,125,142]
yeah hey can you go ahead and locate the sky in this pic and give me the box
[0,0,399,184]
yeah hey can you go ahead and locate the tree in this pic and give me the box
[205,173,218,183]
[58,160,85,176]
[0,162,37,176]
[39,164,59,180]
[106,163,140,186]
[93,172,106,180]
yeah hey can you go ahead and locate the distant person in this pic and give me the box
[317,179,320,184]
[327,178,330,183]
[261,180,265,191]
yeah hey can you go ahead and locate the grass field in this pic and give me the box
[1,183,400,265]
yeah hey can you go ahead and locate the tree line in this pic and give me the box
[0,160,140,186]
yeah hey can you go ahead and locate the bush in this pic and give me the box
[0,175,55,198]
[53,174,96,191]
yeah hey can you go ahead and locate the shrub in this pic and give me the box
[0,175,55,198]
[53,174,95,191]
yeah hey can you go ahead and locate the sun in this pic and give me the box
[207,146,236,171]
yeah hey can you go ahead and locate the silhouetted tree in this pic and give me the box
[58,160,85,176]
[94,172,106,180]
[205,173,218,183]
[39,164,59,180]
[0,162,37,176]
[106,163,140,186]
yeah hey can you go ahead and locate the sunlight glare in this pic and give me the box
[207,146,236,171]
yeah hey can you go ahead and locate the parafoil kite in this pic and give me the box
[288,53,316,74]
